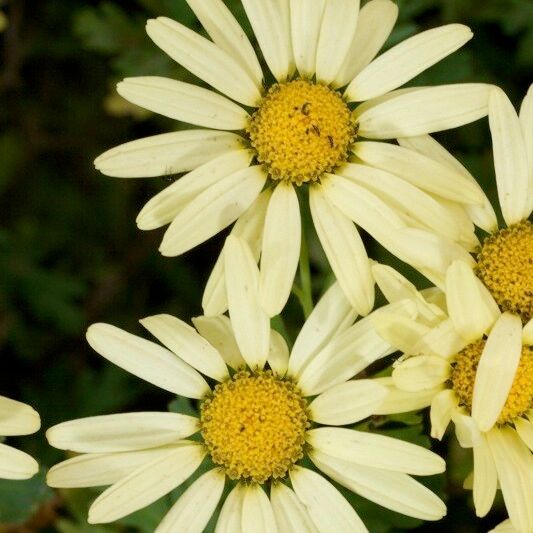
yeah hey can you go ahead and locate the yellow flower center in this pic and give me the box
[200,370,309,484]
[451,339,533,424]
[247,80,357,185]
[475,220,533,323]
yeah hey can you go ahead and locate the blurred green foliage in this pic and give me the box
[0,0,530,530]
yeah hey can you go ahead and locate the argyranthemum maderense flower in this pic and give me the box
[369,262,533,532]
[95,0,486,317]
[46,236,446,531]
[0,396,40,480]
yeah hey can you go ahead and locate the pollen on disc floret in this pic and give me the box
[451,339,533,425]
[247,80,357,185]
[475,220,533,323]
[200,370,309,484]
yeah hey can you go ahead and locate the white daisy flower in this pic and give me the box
[46,237,446,531]
[0,396,40,480]
[95,0,487,317]
[370,262,533,533]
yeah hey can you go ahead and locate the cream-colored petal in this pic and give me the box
[490,519,518,532]
[260,183,301,317]
[311,452,446,521]
[242,484,277,533]
[88,442,205,524]
[268,329,290,376]
[309,380,388,425]
[355,84,491,139]
[215,483,245,533]
[472,433,498,517]
[156,469,225,533]
[146,17,261,106]
[333,0,398,89]
[86,323,209,398]
[140,314,228,381]
[452,409,481,448]
[315,0,360,85]
[490,87,531,224]
[192,315,246,370]
[185,0,263,86]
[472,313,523,432]
[160,165,266,256]
[310,185,374,315]
[46,412,199,453]
[393,355,451,392]
[430,389,459,440]
[371,313,429,355]
[519,84,533,215]
[290,466,368,533]
[0,443,38,480]
[137,149,253,231]
[412,316,465,360]
[94,130,242,178]
[288,281,357,378]
[0,396,40,436]
[241,0,293,82]
[270,483,318,533]
[346,25,472,102]
[514,417,533,451]
[225,235,270,369]
[308,428,445,475]
[523,318,533,345]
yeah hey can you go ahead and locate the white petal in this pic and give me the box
[393,355,451,392]
[288,281,357,378]
[316,0,360,85]
[346,25,472,102]
[0,396,40,436]
[95,130,242,178]
[86,323,209,399]
[290,466,368,533]
[311,452,446,521]
[137,149,253,231]
[215,484,245,533]
[160,165,266,256]
[355,84,491,139]
[333,0,398,89]
[146,17,261,106]
[185,0,263,85]
[156,469,225,533]
[241,0,293,82]
[242,484,277,533]
[117,77,249,130]
[430,389,459,440]
[192,315,246,370]
[46,412,199,453]
[519,84,533,214]
[271,483,318,533]
[260,183,301,317]
[472,313,523,431]
[268,329,290,376]
[523,318,533,345]
[225,235,270,369]
[372,312,429,355]
[472,433,498,517]
[140,314,228,381]
[514,417,533,451]
[310,185,374,315]
[88,442,205,524]
[452,409,481,448]
[309,380,388,425]
[0,443,38,480]
[489,87,531,225]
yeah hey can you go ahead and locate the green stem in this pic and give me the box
[297,228,313,319]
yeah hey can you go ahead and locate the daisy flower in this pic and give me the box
[0,396,40,480]
[370,262,533,532]
[46,236,446,531]
[95,0,487,317]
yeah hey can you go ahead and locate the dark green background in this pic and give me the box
[0,0,531,530]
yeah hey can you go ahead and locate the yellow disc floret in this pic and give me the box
[475,220,533,323]
[451,339,533,425]
[200,370,309,484]
[247,80,357,185]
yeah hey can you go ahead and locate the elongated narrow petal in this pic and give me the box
[242,484,277,533]
[88,443,205,524]
[519,84,533,214]
[268,329,290,376]
[316,0,360,85]
[0,396,40,436]
[472,313,523,431]
[514,417,533,451]
[215,484,245,533]
[160,165,267,256]
[372,313,430,355]
[355,84,491,139]
[290,466,368,532]
[472,433,498,517]
[452,409,481,448]
[430,389,459,440]
[260,183,301,317]
[185,0,263,86]
[393,355,451,392]
[156,469,225,533]
[271,483,317,533]
[373,377,441,415]
[346,25,472,102]
[146,17,261,106]
[310,185,374,315]
[334,0,398,89]
[86,324,209,398]
[0,443,39,480]
[140,314,228,381]
[95,130,242,178]
[489,87,531,225]
[225,235,270,369]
